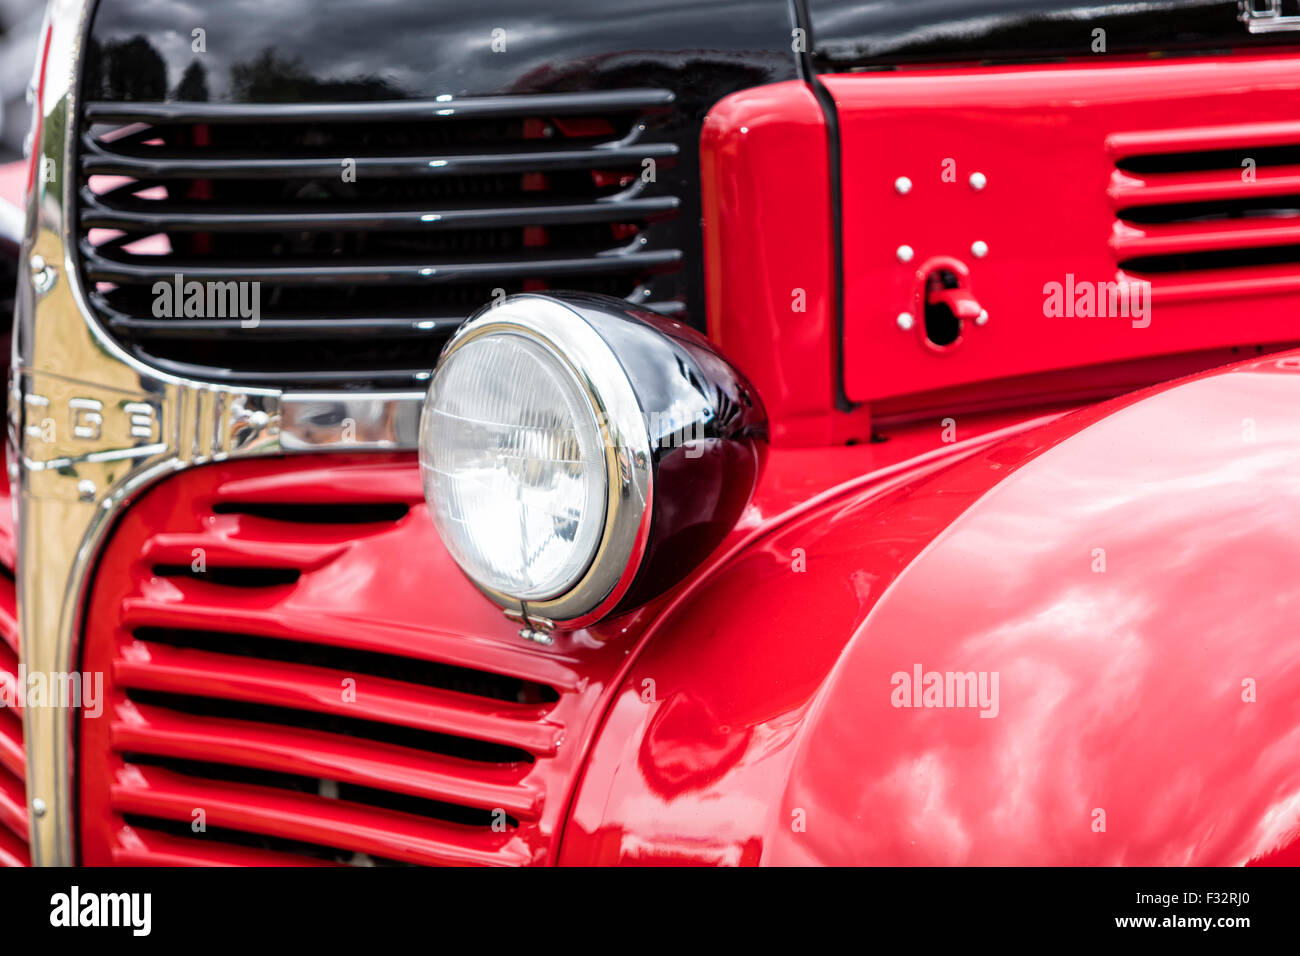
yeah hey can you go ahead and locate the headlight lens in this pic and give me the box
[420,331,607,600]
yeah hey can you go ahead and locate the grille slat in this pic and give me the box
[114,641,564,756]
[0,827,29,867]
[103,313,467,339]
[0,770,26,850]
[1113,219,1300,260]
[81,246,684,285]
[120,590,584,691]
[0,578,16,658]
[0,643,20,720]
[83,89,678,125]
[1109,164,1300,209]
[111,823,341,866]
[144,525,350,572]
[75,89,688,387]
[113,701,544,820]
[0,712,22,782]
[81,190,681,233]
[112,764,535,867]
[82,139,681,179]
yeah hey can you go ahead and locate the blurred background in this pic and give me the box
[0,0,44,163]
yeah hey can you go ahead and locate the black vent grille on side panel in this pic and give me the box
[1108,121,1300,293]
[73,91,685,387]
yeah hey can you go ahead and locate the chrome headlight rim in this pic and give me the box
[424,294,654,626]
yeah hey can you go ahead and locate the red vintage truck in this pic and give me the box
[3,0,1300,866]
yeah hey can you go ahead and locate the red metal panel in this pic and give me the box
[700,81,849,446]
[825,53,1300,406]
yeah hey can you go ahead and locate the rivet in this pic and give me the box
[894,176,913,195]
[896,244,915,263]
[29,255,55,294]
[971,240,989,259]
[969,171,987,191]
[76,479,95,502]
[519,627,554,646]
[31,798,47,818]
[896,312,915,331]
[975,309,989,326]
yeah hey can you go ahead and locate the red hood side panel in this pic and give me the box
[561,353,1300,864]
[830,54,1300,409]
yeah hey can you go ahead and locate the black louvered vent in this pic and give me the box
[75,91,685,388]
[1108,122,1300,285]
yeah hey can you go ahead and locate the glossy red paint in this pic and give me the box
[0,459,26,867]
[700,81,856,446]
[559,351,1300,865]
[826,54,1300,408]
[0,162,26,211]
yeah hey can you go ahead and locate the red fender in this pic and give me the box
[559,351,1300,865]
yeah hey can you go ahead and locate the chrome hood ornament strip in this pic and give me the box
[10,0,423,864]
[1240,1,1300,34]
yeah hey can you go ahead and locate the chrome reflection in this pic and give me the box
[10,0,424,865]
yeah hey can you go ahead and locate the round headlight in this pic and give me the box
[420,293,766,632]
[420,332,607,599]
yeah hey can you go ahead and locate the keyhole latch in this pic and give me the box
[909,257,987,351]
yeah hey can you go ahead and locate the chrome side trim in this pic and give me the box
[11,0,426,865]
[281,392,425,450]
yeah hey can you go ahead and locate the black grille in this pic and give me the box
[74,91,686,387]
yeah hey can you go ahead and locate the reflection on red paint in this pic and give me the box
[638,693,751,798]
